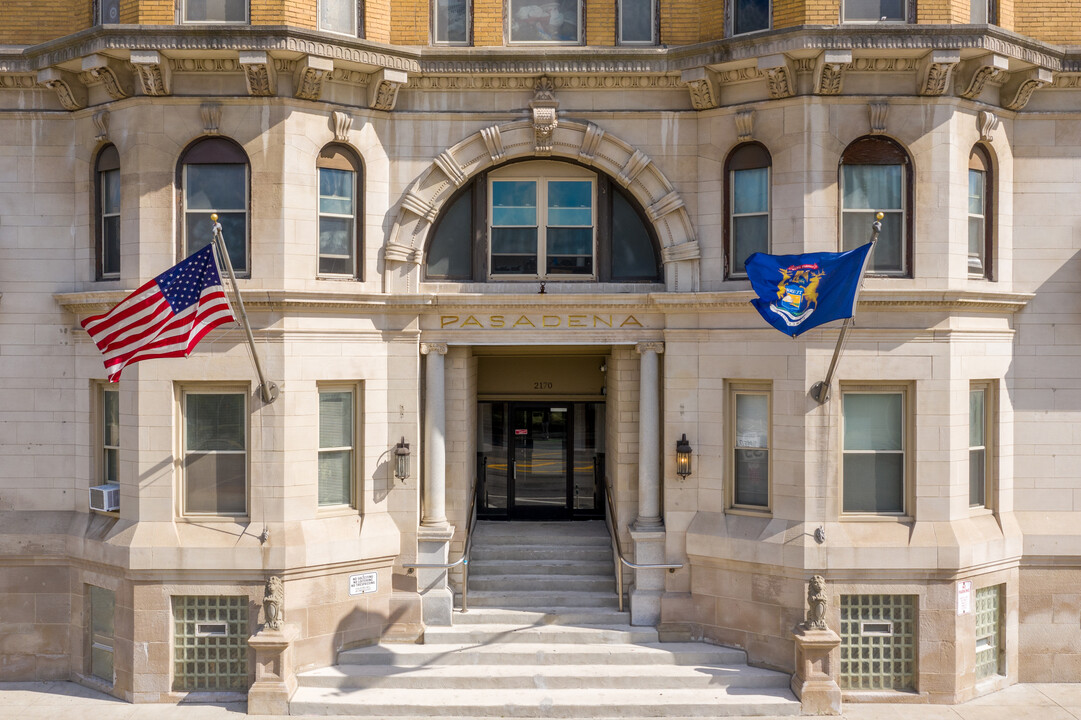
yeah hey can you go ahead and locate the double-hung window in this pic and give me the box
[319,0,361,36]
[88,585,115,683]
[509,0,581,43]
[182,390,247,516]
[726,143,771,278]
[842,0,907,22]
[840,136,911,276]
[971,0,996,23]
[96,145,120,280]
[180,138,250,276]
[102,386,119,487]
[619,0,655,44]
[318,387,356,508]
[490,164,595,278]
[182,0,248,23]
[970,383,993,509]
[969,146,993,279]
[730,384,770,511]
[434,0,470,44]
[317,145,363,278]
[733,0,770,35]
[842,388,907,515]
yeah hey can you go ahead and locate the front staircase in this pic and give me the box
[291,520,800,717]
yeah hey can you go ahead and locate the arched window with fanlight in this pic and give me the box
[424,160,661,284]
[839,135,913,276]
[724,142,771,279]
[317,144,363,279]
[178,137,250,275]
[95,144,120,280]
[968,145,994,279]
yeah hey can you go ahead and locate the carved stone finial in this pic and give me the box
[332,110,353,142]
[530,76,560,155]
[804,575,828,630]
[200,102,222,134]
[263,575,284,631]
[977,110,998,142]
[868,102,889,134]
[93,110,110,142]
[735,110,754,142]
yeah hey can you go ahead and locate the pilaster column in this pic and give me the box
[634,342,664,529]
[421,342,448,528]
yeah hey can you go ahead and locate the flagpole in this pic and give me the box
[210,213,280,404]
[809,211,883,404]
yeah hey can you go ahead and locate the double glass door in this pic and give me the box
[478,402,604,519]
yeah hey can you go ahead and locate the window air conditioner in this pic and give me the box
[89,484,120,512]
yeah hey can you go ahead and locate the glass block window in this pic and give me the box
[172,595,249,692]
[318,388,355,507]
[840,594,917,690]
[975,585,1004,680]
[88,585,115,683]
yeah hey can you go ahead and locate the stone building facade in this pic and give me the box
[0,0,1080,707]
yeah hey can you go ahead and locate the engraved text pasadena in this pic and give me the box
[440,314,644,329]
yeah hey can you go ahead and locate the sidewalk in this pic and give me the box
[2,680,1080,720]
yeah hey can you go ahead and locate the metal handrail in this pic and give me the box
[402,477,480,612]
[601,473,683,612]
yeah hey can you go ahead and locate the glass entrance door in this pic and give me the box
[478,401,604,519]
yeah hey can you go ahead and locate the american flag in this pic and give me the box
[82,245,236,382]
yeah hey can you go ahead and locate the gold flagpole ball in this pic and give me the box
[876,211,885,220]
[210,213,218,222]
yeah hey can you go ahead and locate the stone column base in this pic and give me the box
[417,524,456,627]
[791,625,842,715]
[628,526,666,626]
[247,624,299,715]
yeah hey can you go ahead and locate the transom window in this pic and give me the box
[490,166,595,278]
[843,0,907,22]
[182,0,248,23]
[434,0,470,44]
[509,0,581,43]
[179,137,250,276]
[619,0,655,44]
[840,136,912,276]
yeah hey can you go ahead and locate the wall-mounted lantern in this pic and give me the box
[394,437,410,481]
[675,433,693,479]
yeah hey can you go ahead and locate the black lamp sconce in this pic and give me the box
[394,437,410,481]
[675,433,693,478]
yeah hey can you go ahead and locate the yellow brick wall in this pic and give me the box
[0,1,91,45]
[1014,1,1081,43]
[391,0,428,43]
[585,0,615,45]
[473,0,503,45]
[365,0,392,41]
[698,0,725,41]
[132,0,173,24]
[659,0,703,45]
[996,0,1015,31]
[804,0,839,24]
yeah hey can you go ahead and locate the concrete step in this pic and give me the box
[337,641,750,667]
[449,607,632,626]
[289,685,801,717]
[298,662,793,690]
[460,589,620,609]
[471,545,614,562]
[420,623,658,645]
[469,559,615,576]
[474,520,610,540]
[468,573,615,592]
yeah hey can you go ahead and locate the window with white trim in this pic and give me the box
[725,142,771,278]
[434,0,470,44]
[317,145,363,278]
[729,384,770,511]
[970,382,993,508]
[319,0,360,36]
[733,0,770,35]
[619,0,655,44]
[318,386,356,507]
[181,0,248,23]
[102,385,119,487]
[180,137,250,276]
[840,136,912,276]
[971,0,996,24]
[842,388,907,515]
[969,145,993,279]
[842,0,907,22]
[182,390,247,516]
[96,145,120,280]
[509,0,581,43]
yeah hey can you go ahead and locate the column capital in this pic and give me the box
[420,342,448,356]
[635,341,665,355]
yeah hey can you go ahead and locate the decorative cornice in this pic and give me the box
[0,73,35,89]
[80,53,132,99]
[404,74,682,91]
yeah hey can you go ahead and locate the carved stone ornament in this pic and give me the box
[200,102,222,135]
[957,54,1009,101]
[368,68,408,111]
[420,342,448,356]
[530,76,560,155]
[635,341,665,355]
[978,110,998,142]
[868,102,889,134]
[82,54,132,100]
[758,55,795,100]
[130,50,171,96]
[332,110,352,142]
[93,110,109,142]
[804,575,828,631]
[1001,67,1053,111]
[917,50,960,97]
[239,50,276,97]
[680,67,719,111]
[263,575,284,631]
[813,50,851,96]
[294,55,334,102]
[36,68,86,111]
[735,110,754,142]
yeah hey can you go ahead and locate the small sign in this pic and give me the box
[349,571,377,596]
[957,580,972,615]
[515,429,528,435]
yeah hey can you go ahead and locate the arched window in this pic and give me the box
[178,137,250,275]
[95,144,120,280]
[425,160,660,283]
[839,136,912,276]
[317,144,363,278]
[968,145,993,279]
[724,142,771,278]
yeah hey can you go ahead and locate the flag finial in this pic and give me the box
[876,211,884,220]
[210,213,218,222]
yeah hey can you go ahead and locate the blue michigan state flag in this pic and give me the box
[745,243,873,338]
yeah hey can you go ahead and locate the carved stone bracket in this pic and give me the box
[384,242,418,264]
[130,50,172,96]
[813,50,851,96]
[529,76,559,155]
[240,50,277,97]
[82,54,132,100]
[868,102,889,134]
[294,55,334,101]
[956,54,1009,100]
[434,150,467,187]
[1001,67,1053,111]
[331,110,352,142]
[37,68,86,111]
[646,192,685,223]
[735,110,754,142]
[917,49,960,97]
[680,67,719,110]
[978,110,998,142]
[200,102,222,134]
[578,123,605,166]
[368,67,408,111]
[758,54,795,100]
[661,241,701,262]
[480,125,505,162]
[93,110,109,142]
